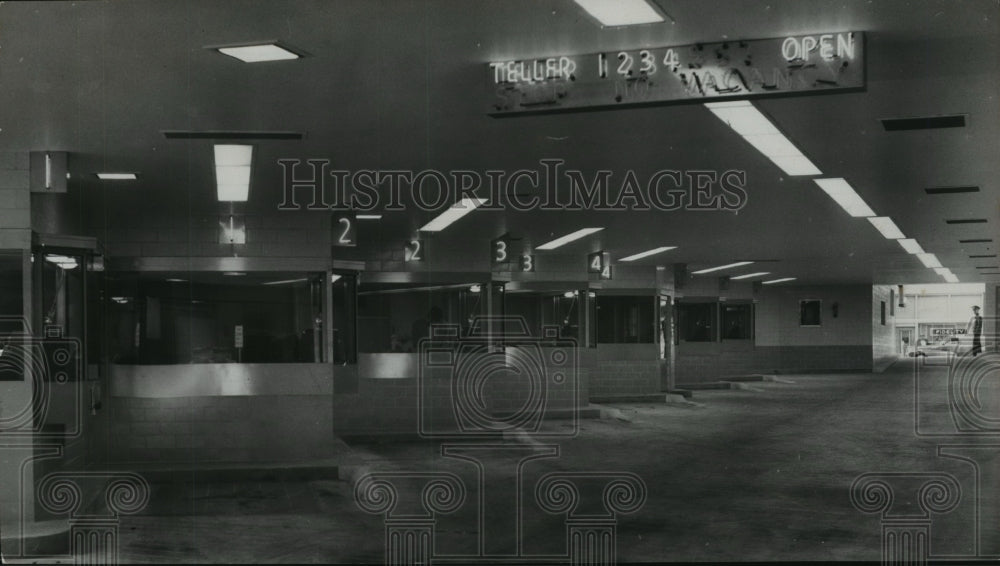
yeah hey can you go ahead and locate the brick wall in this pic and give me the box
[332,350,588,436]
[109,394,334,463]
[755,284,873,346]
[675,343,872,384]
[585,344,661,398]
[0,152,30,248]
[675,284,876,384]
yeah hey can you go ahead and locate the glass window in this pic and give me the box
[106,272,325,364]
[503,290,582,345]
[0,251,25,382]
[677,302,716,342]
[356,282,483,353]
[596,295,655,344]
[0,251,23,319]
[721,303,753,340]
[37,252,85,340]
[800,300,821,326]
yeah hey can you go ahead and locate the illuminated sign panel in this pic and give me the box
[488,32,863,115]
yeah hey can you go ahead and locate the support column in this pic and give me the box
[0,152,36,540]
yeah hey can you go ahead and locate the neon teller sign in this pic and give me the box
[487,32,864,115]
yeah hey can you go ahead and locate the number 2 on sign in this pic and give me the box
[405,240,423,262]
[338,217,353,245]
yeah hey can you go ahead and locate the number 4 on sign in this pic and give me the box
[587,251,605,273]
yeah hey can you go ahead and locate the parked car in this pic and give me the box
[909,337,962,357]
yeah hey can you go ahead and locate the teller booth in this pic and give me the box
[329,275,594,437]
[103,257,338,463]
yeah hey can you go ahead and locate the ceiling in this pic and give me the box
[0,0,997,285]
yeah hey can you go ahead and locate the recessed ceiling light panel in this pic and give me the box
[867,216,906,240]
[813,178,875,217]
[96,173,138,180]
[619,246,677,262]
[216,43,301,63]
[691,261,755,275]
[897,239,924,254]
[731,271,771,280]
[535,228,604,251]
[573,0,665,26]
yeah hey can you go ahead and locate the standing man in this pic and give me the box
[966,305,983,356]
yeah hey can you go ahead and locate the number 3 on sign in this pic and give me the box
[332,213,356,247]
[405,239,424,262]
[520,254,534,272]
[492,237,509,265]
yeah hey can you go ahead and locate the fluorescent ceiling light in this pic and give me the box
[573,0,664,26]
[215,145,253,166]
[942,273,960,283]
[262,278,307,286]
[768,155,822,176]
[419,198,486,232]
[536,227,604,250]
[619,246,677,262]
[916,253,942,269]
[705,101,821,176]
[691,261,754,275]
[356,214,382,220]
[762,277,797,285]
[705,101,780,135]
[933,267,953,277]
[217,44,299,63]
[897,239,924,254]
[813,178,876,217]
[731,271,771,280]
[867,217,906,240]
[96,173,137,180]
[214,144,253,202]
